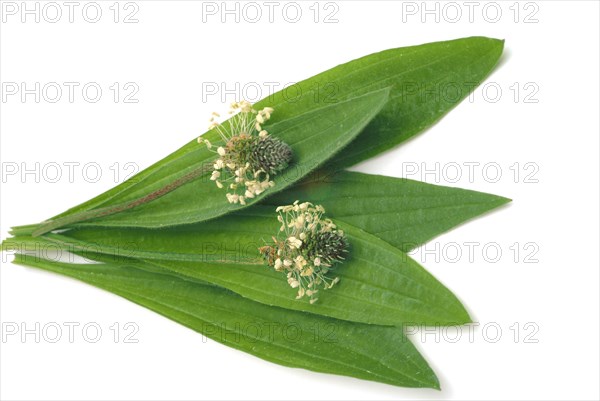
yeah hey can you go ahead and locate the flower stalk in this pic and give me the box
[32,100,290,237]
[32,165,211,236]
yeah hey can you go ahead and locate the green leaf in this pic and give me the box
[315,36,504,168]
[15,171,509,257]
[45,172,506,324]
[29,37,503,232]
[11,253,440,389]
[7,170,506,327]
[40,212,471,326]
[33,88,390,233]
[265,171,511,252]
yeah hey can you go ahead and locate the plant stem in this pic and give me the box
[32,165,211,237]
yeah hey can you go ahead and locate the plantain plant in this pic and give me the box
[2,36,508,389]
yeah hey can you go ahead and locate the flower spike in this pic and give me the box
[260,201,349,304]
[199,101,293,204]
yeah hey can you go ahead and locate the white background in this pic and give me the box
[1,1,599,400]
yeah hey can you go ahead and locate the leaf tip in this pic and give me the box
[443,298,473,326]
[418,362,442,390]
[456,309,474,326]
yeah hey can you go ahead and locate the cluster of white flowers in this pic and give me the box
[260,201,348,304]
[199,101,280,205]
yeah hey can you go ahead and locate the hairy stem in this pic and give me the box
[32,165,211,237]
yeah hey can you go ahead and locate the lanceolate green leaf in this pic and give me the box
[33,88,390,233]
[6,171,505,327]
[11,171,509,246]
[39,211,471,326]
[12,254,440,389]
[266,171,511,252]
[27,37,503,233]
[260,36,504,169]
